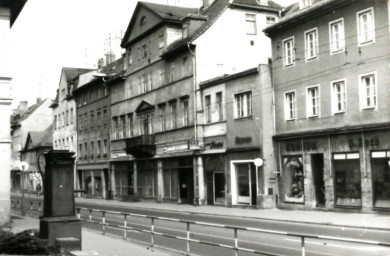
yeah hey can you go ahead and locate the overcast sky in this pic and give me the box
[7,0,295,109]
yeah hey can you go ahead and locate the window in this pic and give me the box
[140,16,146,26]
[97,140,101,156]
[70,108,74,125]
[305,28,318,60]
[360,72,376,109]
[103,107,108,128]
[91,141,94,158]
[84,113,88,131]
[158,105,166,131]
[90,111,94,129]
[266,16,276,24]
[139,114,153,135]
[205,95,211,123]
[170,101,177,129]
[128,48,132,65]
[103,139,107,156]
[216,92,223,121]
[79,144,83,159]
[245,14,256,35]
[159,33,165,48]
[371,151,390,208]
[332,79,347,114]
[182,98,189,126]
[121,115,126,138]
[147,73,152,91]
[128,113,133,137]
[234,91,252,118]
[97,110,101,127]
[283,37,295,66]
[78,114,83,131]
[112,117,119,139]
[333,153,362,207]
[284,91,296,120]
[54,115,57,130]
[159,68,165,86]
[329,19,345,53]
[182,56,188,77]
[141,44,147,58]
[84,142,88,159]
[307,86,320,117]
[170,62,176,82]
[357,8,375,45]
[62,112,65,127]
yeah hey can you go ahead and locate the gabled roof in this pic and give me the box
[12,98,48,123]
[23,124,53,152]
[1,0,27,27]
[62,67,94,83]
[135,100,155,113]
[121,1,198,48]
[162,0,282,56]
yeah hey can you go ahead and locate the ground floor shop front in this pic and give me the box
[77,163,110,199]
[108,148,275,208]
[275,128,390,212]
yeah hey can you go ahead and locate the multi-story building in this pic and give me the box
[20,125,53,193]
[264,0,390,212]
[109,0,281,206]
[0,0,27,225]
[73,59,123,199]
[11,98,52,191]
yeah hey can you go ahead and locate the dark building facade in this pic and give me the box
[73,59,124,199]
[264,0,390,212]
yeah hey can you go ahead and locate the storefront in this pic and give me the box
[203,154,226,205]
[137,160,158,199]
[275,128,390,212]
[112,161,134,200]
[77,164,109,199]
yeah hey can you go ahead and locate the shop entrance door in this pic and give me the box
[312,154,325,207]
[179,167,194,204]
[213,172,225,204]
[236,163,256,205]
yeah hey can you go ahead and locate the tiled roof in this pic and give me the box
[263,0,351,35]
[27,124,53,150]
[141,1,198,21]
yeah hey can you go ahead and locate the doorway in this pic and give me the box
[311,154,325,207]
[236,163,257,205]
[178,158,194,204]
[213,172,225,204]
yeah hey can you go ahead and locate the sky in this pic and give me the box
[6,0,295,109]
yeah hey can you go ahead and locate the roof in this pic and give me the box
[263,0,353,35]
[121,2,199,47]
[11,98,48,123]
[74,57,125,92]
[62,67,94,83]
[1,0,27,26]
[24,124,53,151]
[162,0,282,56]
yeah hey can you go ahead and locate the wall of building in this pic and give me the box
[193,8,277,82]
[272,1,390,135]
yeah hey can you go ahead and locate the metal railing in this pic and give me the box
[75,207,390,256]
[10,198,390,256]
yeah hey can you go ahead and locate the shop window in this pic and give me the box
[163,168,178,199]
[114,163,134,197]
[138,162,157,198]
[282,157,304,203]
[333,153,362,207]
[371,151,390,208]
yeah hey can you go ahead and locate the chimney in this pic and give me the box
[18,101,28,113]
[258,0,269,6]
[36,97,42,105]
[98,58,105,68]
[202,0,215,8]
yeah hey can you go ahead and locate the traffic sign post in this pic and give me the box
[19,161,29,216]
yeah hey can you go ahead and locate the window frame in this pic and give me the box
[216,91,223,121]
[284,90,297,121]
[357,7,375,46]
[304,27,318,61]
[283,36,295,67]
[306,85,320,118]
[331,78,347,114]
[245,13,257,35]
[234,91,253,119]
[329,18,345,54]
[359,71,377,110]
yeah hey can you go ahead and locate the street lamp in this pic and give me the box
[19,161,29,216]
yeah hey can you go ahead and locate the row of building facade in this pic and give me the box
[48,0,389,213]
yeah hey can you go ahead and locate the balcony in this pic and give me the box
[125,135,155,158]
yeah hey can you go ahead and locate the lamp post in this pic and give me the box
[19,161,29,216]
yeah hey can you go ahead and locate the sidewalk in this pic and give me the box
[4,214,178,256]
[12,192,390,230]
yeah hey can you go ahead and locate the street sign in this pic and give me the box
[19,161,29,171]
[254,158,263,167]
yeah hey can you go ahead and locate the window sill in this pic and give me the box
[283,63,295,68]
[234,116,253,121]
[358,40,375,47]
[333,111,345,115]
[362,106,376,110]
[285,118,296,121]
[330,49,344,55]
[308,115,319,119]
[306,56,318,61]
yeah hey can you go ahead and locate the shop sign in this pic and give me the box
[204,141,224,150]
[164,144,188,153]
[348,137,380,149]
[285,140,317,152]
[235,136,252,145]
[111,152,127,159]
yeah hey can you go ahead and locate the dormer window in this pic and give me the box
[140,16,147,26]
[299,0,312,9]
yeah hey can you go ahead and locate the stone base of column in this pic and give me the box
[39,216,81,247]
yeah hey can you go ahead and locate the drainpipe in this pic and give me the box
[187,42,198,141]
